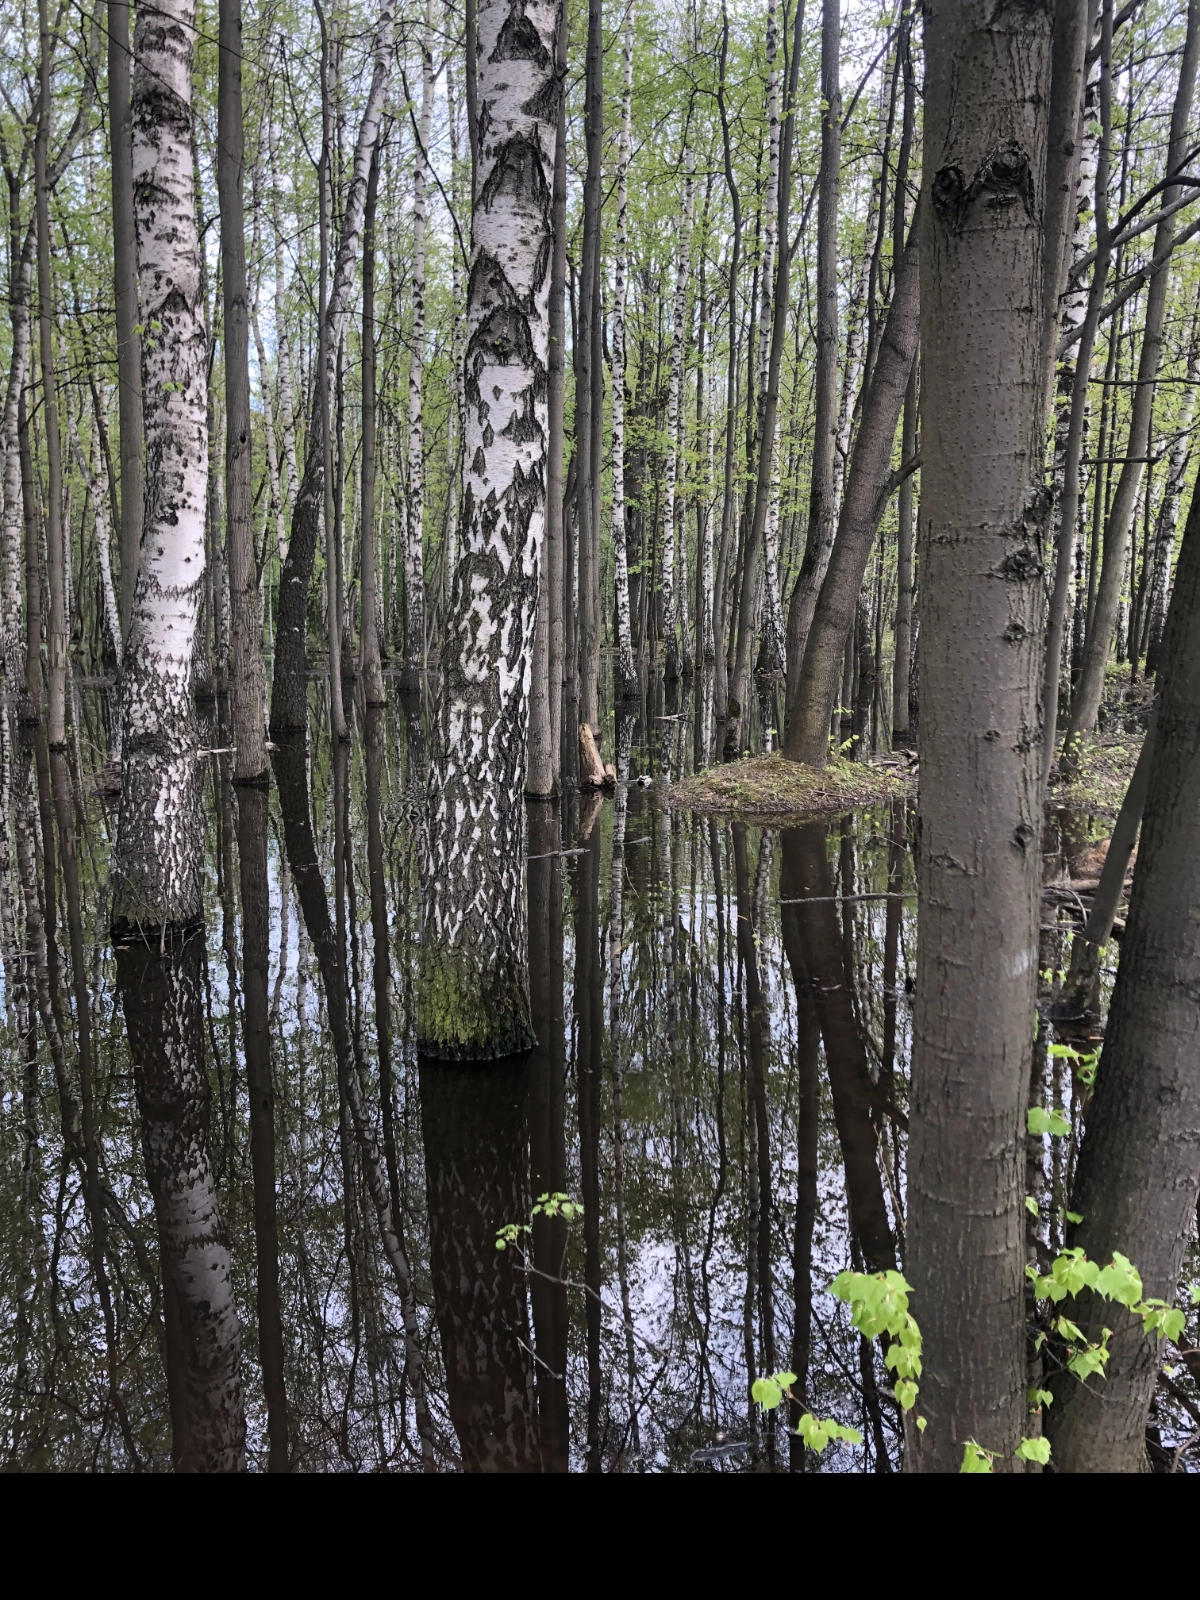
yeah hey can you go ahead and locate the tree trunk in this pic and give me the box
[35,0,67,750]
[526,9,567,796]
[1042,0,1113,789]
[1065,0,1200,741]
[576,0,602,732]
[784,203,920,767]
[217,0,266,783]
[117,927,246,1472]
[784,0,841,723]
[1046,463,1200,1472]
[891,365,916,745]
[906,0,1053,1473]
[109,0,143,638]
[609,5,637,699]
[268,2,393,735]
[419,0,559,1059]
[360,142,385,706]
[113,0,210,934]
[233,781,288,1469]
[404,0,435,687]
[1144,338,1199,675]
[661,168,693,684]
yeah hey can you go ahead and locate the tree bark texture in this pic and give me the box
[360,143,385,706]
[109,0,144,637]
[117,927,246,1472]
[575,0,602,732]
[906,0,1053,1473]
[609,6,637,699]
[218,0,267,783]
[404,0,436,684]
[35,0,67,750]
[525,9,567,795]
[1047,465,1200,1471]
[419,0,559,1059]
[113,0,209,933]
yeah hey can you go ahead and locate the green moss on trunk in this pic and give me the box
[418,948,536,1061]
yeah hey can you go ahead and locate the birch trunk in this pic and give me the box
[661,168,693,684]
[906,0,1053,1472]
[113,0,209,933]
[217,0,267,783]
[109,0,143,637]
[360,143,385,706]
[117,927,246,1471]
[35,0,67,750]
[419,0,559,1059]
[404,0,435,687]
[609,6,637,700]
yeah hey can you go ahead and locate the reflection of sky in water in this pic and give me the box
[1,687,1193,1470]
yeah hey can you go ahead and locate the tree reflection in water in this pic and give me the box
[0,686,923,1470]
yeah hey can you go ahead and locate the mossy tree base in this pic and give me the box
[417,949,537,1061]
[668,751,909,818]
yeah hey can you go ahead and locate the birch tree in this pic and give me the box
[610,4,637,700]
[404,0,436,687]
[112,0,210,932]
[419,0,560,1058]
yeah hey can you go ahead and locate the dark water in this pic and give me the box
[0,679,1194,1471]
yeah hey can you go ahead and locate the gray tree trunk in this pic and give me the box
[784,205,920,767]
[906,0,1053,1473]
[419,0,560,1059]
[268,2,393,735]
[784,0,841,724]
[1065,0,1200,741]
[360,143,385,706]
[217,0,267,783]
[109,0,143,638]
[1046,466,1200,1471]
[34,0,67,750]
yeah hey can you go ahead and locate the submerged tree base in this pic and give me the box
[669,751,909,818]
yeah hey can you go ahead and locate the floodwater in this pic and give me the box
[0,676,1194,1471]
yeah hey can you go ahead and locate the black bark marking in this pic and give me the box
[490,2,551,69]
[479,132,551,219]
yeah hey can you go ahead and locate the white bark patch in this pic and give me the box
[421,0,559,1054]
[114,0,209,931]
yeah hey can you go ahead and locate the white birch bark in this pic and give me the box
[1,255,33,686]
[610,5,637,697]
[661,166,693,682]
[113,0,209,931]
[446,44,467,589]
[405,0,436,678]
[250,187,288,571]
[420,0,559,1058]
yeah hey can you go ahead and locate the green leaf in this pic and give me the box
[960,1441,994,1474]
[751,1377,783,1411]
[916,1415,927,1434]
[1027,1389,1053,1410]
[1065,1211,1084,1224]
[1016,1436,1051,1465]
[1025,1196,1039,1216]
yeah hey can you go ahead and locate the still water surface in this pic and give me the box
[1,679,1188,1470]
